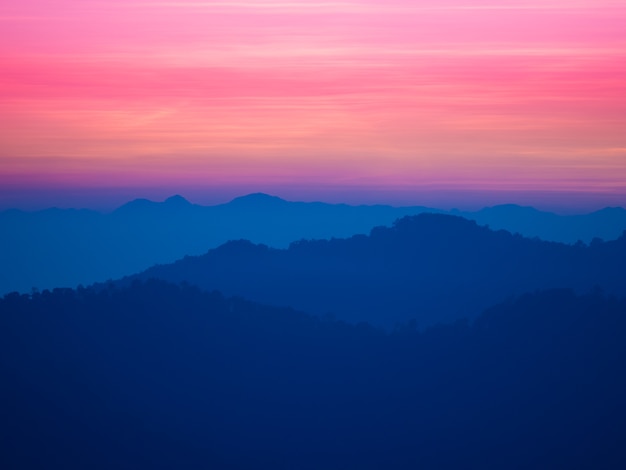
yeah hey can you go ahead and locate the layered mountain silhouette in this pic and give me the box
[2,280,626,469]
[0,194,429,294]
[460,204,626,244]
[123,213,626,327]
[4,201,626,467]
[2,193,625,295]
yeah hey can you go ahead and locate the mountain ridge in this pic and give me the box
[2,193,625,295]
[3,279,626,469]
[122,213,626,327]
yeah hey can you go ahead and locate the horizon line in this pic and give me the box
[1,189,625,215]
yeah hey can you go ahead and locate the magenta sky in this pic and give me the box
[1,0,626,210]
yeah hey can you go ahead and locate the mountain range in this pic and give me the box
[3,196,626,468]
[3,280,626,469]
[123,213,626,327]
[2,193,625,295]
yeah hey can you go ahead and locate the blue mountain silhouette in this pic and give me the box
[3,279,626,469]
[122,213,626,327]
[1,194,625,295]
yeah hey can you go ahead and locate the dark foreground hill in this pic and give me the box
[2,280,626,469]
[128,213,626,327]
[2,193,625,295]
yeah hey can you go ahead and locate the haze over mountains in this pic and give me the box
[1,193,625,295]
[125,213,626,327]
[3,196,626,468]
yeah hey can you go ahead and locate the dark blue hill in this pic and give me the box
[127,213,626,327]
[2,280,626,468]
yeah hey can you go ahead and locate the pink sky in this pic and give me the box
[1,0,626,210]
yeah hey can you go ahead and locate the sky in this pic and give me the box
[1,0,626,211]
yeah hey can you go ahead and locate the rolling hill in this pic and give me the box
[2,280,626,469]
[125,213,626,327]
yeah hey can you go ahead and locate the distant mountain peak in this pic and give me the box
[114,198,154,213]
[481,204,545,214]
[164,195,191,206]
[228,193,287,206]
[114,195,191,214]
[127,198,152,205]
